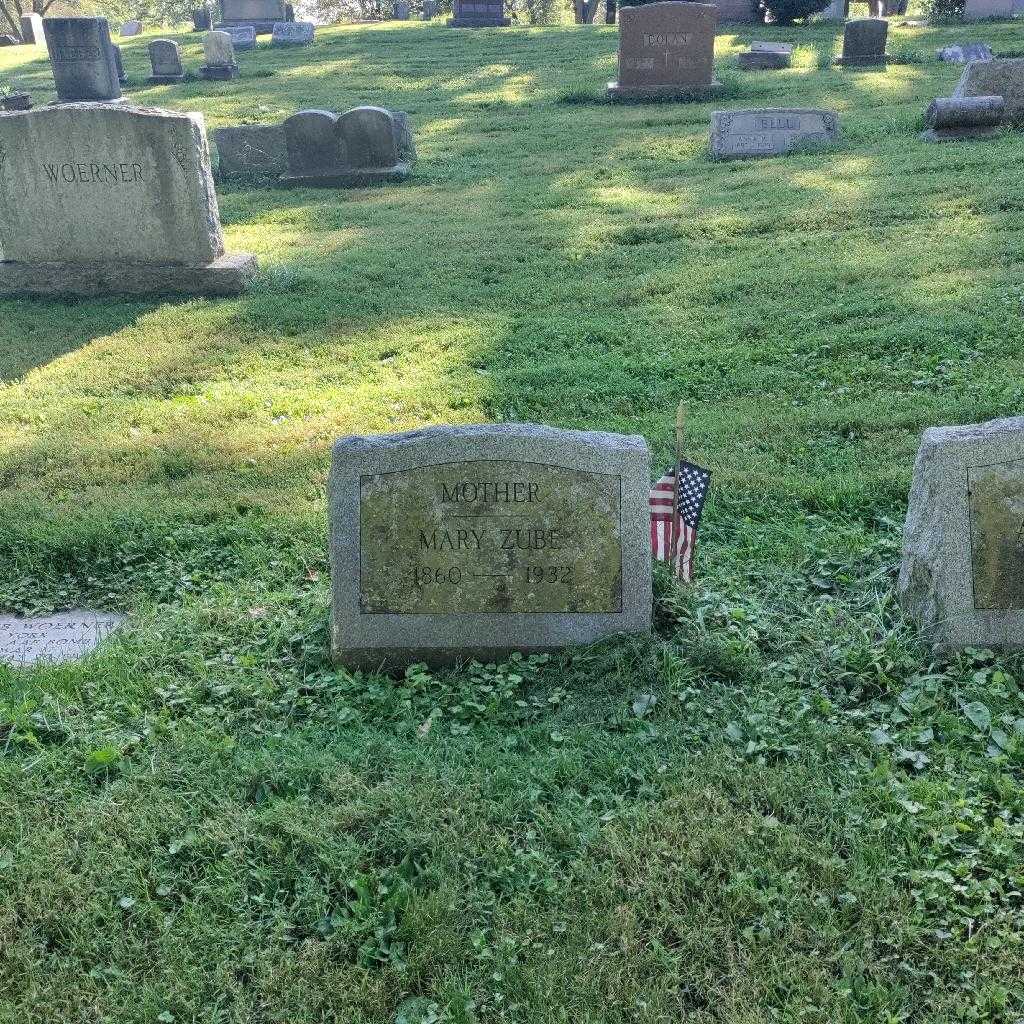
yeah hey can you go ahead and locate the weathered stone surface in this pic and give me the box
[750,40,792,53]
[271,20,313,44]
[954,57,1024,119]
[448,0,510,27]
[119,19,143,36]
[394,1,411,18]
[0,103,256,295]
[819,0,846,20]
[900,417,1024,650]
[608,1,722,100]
[711,0,760,21]
[148,38,185,82]
[281,106,414,186]
[329,424,652,668]
[937,42,994,63]
[193,4,214,30]
[201,29,238,77]
[964,0,1013,18]
[921,94,1003,141]
[224,24,256,49]
[214,123,287,177]
[739,48,790,69]
[710,107,840,159]
[423,0,438,15]
[43,17,121,103]
[112,43,127,84]
[836,18,887,66]
[0,609,125,667]
[219,0,288,32]
[20,13,44,44]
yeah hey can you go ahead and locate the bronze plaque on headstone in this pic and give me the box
[358,459,623,615]
[970,459,1024,610]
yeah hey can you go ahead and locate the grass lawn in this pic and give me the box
[2,15,1024,1023]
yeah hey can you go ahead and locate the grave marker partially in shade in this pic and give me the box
[42,17,122,103]
[329,424,652,668]
[0,610,125,667]
[835,18,888,67]
[148,38,185,83]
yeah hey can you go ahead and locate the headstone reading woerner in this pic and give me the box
[448,0,510,27]
[271,20,314,45]
[329,424,652,668]
[938,42,994,63]
[42,17,122,103]
[218,0,289,33]
[119,19,143,36]
[0,104,257,296]
[20,13,44,44]
[900,417,1024,650]
[201,29,238,78]
[920,94,1003,141]
[835,18,888,67]
[224,24,256,49]
[954,57,1024,120]
[148,38,185,83]
[607,2,722,100]
[710,108,840,159]
[0,609,125,667]
[281,106,415,186]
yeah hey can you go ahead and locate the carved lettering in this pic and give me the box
[41,161,146,185]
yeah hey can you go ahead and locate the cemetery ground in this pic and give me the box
[1,17,1024,1024]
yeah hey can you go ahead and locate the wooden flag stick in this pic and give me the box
[669,401,687,574]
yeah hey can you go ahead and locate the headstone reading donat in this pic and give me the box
[710,107,840,159]
[607,1,723,100]
[900,417,1024,650]
[0,104,257,297]
[148,38,186,83]
[42,17,122,103]
[329,424,652,668]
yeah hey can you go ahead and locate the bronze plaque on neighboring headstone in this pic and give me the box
[970,459,1024,610]
[358,459,623,615]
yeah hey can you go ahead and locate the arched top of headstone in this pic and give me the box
[337,105,398,168]
[204,28,236,63]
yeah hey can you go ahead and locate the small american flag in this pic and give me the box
[649,461,711,582]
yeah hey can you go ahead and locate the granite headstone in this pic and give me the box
[739,40,792,69]
[921,94,1003,140]
[219,0,288,32]
[20,12,44,44]
[395,1,411,17]
[0,609,125,667]
[201,29,238,78]
[937,42,994,63]
[42,17,121,103]
[271,20,314,44]
[112,43,127,84]
[964,0,1013,18]
[193,4,214,30]
[710,107,840,158]
[0,103,257,296]
[215,123,288,177]
[836,18,888,66]
[448,0,510,26]
[423,0,438,15]
[225,24,256,48]
[119,19,143,36]
[148,38,185,83]
[954,57,1024,119]
[329,424,652,668]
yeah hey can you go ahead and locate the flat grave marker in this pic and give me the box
[0,609,125,668]
[710,107,840,158]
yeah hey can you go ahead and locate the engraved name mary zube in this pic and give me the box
[359,461,623,615]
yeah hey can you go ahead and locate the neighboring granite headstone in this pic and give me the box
[20,12,44,44]
[819,0,846,19]
[193,4,214,29]
[214,123,288,177]
[900,417,1024,650]
[836,18,888,66]
[112,43,127,84]
[329,424,652,668]
[148,38,185,83]
[938,42,993,63]
[710,108,840,158]
[0,104,257,296]
[120,19,143,36]
[448,0,510,26]
[200,29,238,78]
[921,94,1003,140]
[271,20,313,44]
[423,0,438,15]
[711,0,760,20]
[739,41,793,69]
[964,0,1013,17]
[281,106,415,186]
[225,24,256,48]
[0,609,125,667]
[954,57,1024,119]
[43,17,122,103]
[219,0,289,32]
[395,0,411,16]
[608,1,722,100]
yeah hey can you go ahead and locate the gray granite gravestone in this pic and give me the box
[148,38,185,82]
[20,13,44,44]
[712,0,760,20]
[329,424,652,668]
[449,0,510,26]
[112,43,128,84]
[710,107,840,158]
[271,20,313,44]
[921,94,1003,141]
[120,19,143,36]
[836,18,888,66]
[215,123,288,177]
[395,1,411,17]
[42,17,122,103]
[900,417,1024,650]
[739,40,792,69]
[0,104,257,296]
[224,23,256,48]
[219,0,289,32]
[423,0,438,15]
[608,2,722,100]
[193,4,214,30]
[0,609,125,667]
[281,106,415,186]
[964,0,1013,17]
[954,57,1024,119]
[201,29,238,78]
[938,42,993,63]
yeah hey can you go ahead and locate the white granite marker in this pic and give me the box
[0,610,125,667]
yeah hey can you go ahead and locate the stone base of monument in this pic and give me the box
[148,73,187,84]
[200,63,239,80]
[216,20,278,32]
[834,55,888,67]
[739,51,790,70]
[280,161,413,187]
[0,253,258,297]
[447,16,511,25]
[920,125,1001,142]
[607,80,725,101]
